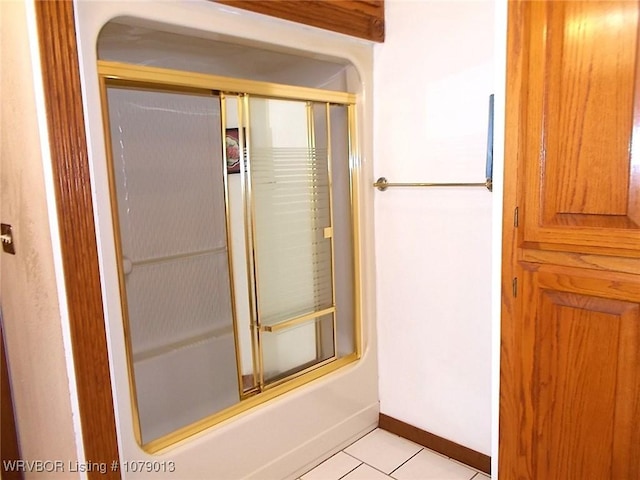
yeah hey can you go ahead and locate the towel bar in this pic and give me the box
[373,177,492,192]
[374,95,495,193]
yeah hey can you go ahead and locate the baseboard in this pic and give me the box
[378,413,491,475]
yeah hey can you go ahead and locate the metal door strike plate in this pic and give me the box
[1,223,15,255]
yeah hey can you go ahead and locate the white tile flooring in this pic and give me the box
[299,429,490,480]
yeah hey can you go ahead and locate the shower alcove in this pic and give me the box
[96,19,365,452]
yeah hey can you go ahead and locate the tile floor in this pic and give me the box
[299,429,491,480]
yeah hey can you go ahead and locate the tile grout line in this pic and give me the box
[342,450,398,479]
[387,447,424,478]
[300,450,361,480]
[336,460,363,480]
[300,428,490,480]
[471,469,490,478]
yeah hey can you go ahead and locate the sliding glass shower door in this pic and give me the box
[247,97,336,385]
[105,86,239,445]
[100,62,358,451]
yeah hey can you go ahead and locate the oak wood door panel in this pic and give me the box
[501,265,640,479]
[514,265,640,479]
[501,1,640,478]
[518,1,640,255]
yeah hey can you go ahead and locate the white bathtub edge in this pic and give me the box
[245,402,379,480]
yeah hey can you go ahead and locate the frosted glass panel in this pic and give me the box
[249,97,336,383]
[262,315,335,383]
[311,103,354,358]
[126,252,232,356]
[250,98,334,326]
[107,89,227,261]
[106,86,239,444]
[329,105,356,357]
[134,333,238,443]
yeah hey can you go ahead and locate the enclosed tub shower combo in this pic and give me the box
[89,16,372,461]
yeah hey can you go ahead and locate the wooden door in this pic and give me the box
[501,1,640,478]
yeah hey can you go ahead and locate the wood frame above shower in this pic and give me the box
[213,0,386,42]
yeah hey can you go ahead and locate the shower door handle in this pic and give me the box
[122,256,133,275]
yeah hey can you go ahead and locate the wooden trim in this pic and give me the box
[521,248,640,276]
[34,2,121,478]
[213,0,385,42]
[1,322,23,480]
[499,0,527,476]
[378,413,491,475]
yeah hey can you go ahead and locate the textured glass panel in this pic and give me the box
[249,97,337,385]
[311,102,355,358]
[330,105,356,357]
[261,314,335,383]
[134,333,239,444]
[107,87,227,261]
[126,251,232,356]
[249,98,334,327]
[106,86,239,444]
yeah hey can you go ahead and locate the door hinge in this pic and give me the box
[514,206,519,227]
[512,277,518,297]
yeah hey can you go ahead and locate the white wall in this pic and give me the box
[0,0,81,476]
[374,0,494,455]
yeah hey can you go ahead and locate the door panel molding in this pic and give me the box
[521,248,640,275]
[524,266,640,479]
[34,2,120,478]
[519,1,640,253]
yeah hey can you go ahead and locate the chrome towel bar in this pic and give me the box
[373,177,492,192]
[374,95,495,194]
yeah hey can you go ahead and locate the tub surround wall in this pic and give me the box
[75,1,378,478]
